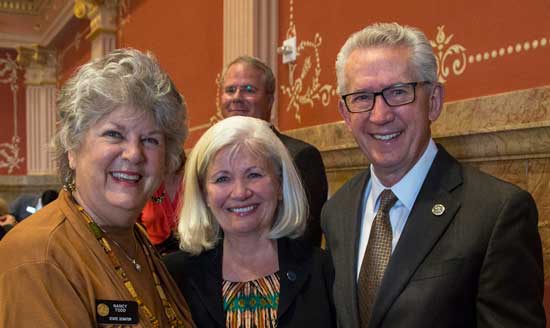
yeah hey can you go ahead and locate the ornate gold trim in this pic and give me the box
[74,0,97,19]
[16,45,51,67]
[278,0,336,123]
[466,37,548,64]
[431,25,549,83]
[431,25,467,83]
[0,0,48,15]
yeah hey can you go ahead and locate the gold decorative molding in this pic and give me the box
[466,36,548,64]
[16,45,56,67]
[16,45,49,67]
[0,0,48,15]
[74,0,94,19]
[430,25,550,83]
[16,45,56,85]
[74,0,117,59]
[0,52,24,174]
[74,0,118,37]
[74,0,102,19]
[279,0,336,123]
[431,25,467,83]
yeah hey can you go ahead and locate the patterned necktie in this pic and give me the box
[357,189,398,327]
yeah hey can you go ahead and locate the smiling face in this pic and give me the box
[69,105,166,227]
[204,146,281,239]
[221,63,274,121]
[338,46,443,186]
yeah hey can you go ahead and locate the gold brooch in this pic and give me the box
[432,204,445,216]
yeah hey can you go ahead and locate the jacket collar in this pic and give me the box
[277,237,314,318]
[368,145,463,327]
[185,238,314,325]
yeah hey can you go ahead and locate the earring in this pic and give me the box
[63,176,75,192]
[151,192,165,204]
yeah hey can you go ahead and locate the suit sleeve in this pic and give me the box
[0,262,94,328]
[320,249,337,327]
[476,189,546,327]
[293,145,328,247]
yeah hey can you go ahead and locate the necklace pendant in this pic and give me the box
[132,259,142,272]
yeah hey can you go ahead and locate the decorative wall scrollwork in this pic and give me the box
[430,25,549,83]
[0,53,24,174]
[279,0,336,123]
[431,25,467,83]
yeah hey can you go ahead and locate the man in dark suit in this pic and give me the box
[220,55,328,246]
[322,22,545,327]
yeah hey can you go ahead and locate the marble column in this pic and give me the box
[16,46,57,175]
[223,0,279,124]
[74,0,118,59]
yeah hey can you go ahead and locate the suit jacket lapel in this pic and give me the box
[368,146,463,328]
[341,170,371,326]
[186,245,226,326]
[277,238,311,318]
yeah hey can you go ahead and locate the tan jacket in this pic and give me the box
[0,190,195,328]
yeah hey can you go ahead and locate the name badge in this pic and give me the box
[96,299,139,325]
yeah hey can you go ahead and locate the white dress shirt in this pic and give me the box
[356,139,438,279]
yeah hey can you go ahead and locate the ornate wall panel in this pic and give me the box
[277,0,550,130]
[0,48,25,175]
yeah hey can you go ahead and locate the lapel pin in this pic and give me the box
[286,271,297,282]
[432,204,445,216]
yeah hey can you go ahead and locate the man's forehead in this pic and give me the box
[225,63,264,80]
[345,48,414,87]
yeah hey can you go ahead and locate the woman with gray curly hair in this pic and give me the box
[0,48,195,327]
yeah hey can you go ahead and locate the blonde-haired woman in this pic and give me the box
[165,116,336,327]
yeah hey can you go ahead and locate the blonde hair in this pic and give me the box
[177,116,308,255]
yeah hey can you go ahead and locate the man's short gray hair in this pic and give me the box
[221,55,276,96]
[335,22,437,95]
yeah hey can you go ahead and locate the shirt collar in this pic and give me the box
[370,139,438,211]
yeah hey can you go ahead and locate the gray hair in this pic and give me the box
[52,48,187,185]
[220,55,276,96]
[178,116,307,255]
[335,22,437,94]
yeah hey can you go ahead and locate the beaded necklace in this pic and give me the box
[78,205,184,328]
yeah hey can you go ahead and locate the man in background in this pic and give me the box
[322,22,545,327]
[9,189,59,222]
[0,190,58,240]
[220,55,328,247]
[0,197,13,239]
